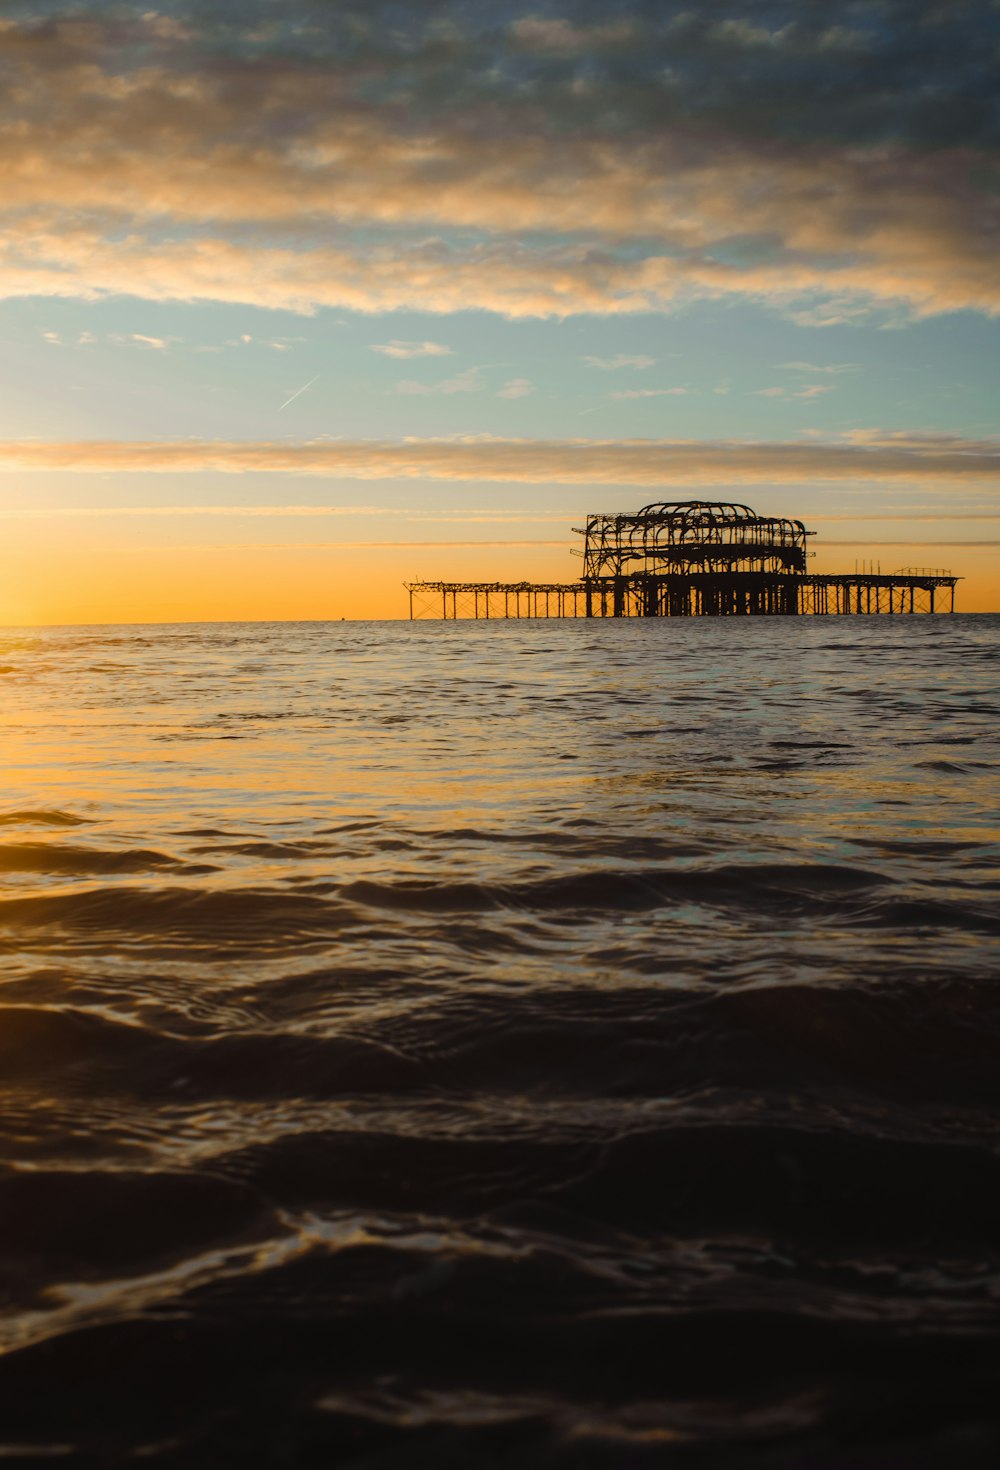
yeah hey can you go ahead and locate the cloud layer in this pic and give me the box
[2,434,997,486]
[0,3,995,319]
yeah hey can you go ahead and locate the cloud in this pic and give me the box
[787,300,882,328]
[0,504,391,519]
[779,362,861,374]
[497,378,533,398]
[510,18,634,52]
[751,385,835,399]
[584,355,656,370]
[99,330,177,350]
[709,20,789,49]
[41,330,61,345]
[6,192,992,322]
[139,13,193,43]
[230,333,299,352]
[1,433,996,486]
[15,222,991,324]
[136,540,569,553]
[0,505,584,524]
[0,7,993,321]
[807,512,1000,523]
[395,366,484,396]
[371,340,454,359]
[611,387,688,399]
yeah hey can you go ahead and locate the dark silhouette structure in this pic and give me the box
[406,499,959,618]
[573,500,810,616]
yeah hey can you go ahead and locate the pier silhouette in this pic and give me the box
[406,501,959,618]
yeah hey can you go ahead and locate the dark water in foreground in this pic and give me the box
[0,615,998,1468]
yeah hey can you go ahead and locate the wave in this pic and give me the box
[0,1198,995,1466]
[0,809,89,827]
[4,972,998,1109]
[213,1119,1000,1254]
[0,843,209,875]
[340,862,1000,934]
[0,884,361,954]
[0,1006,425,1098]
[0,1167,276,1298]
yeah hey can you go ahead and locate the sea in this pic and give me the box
[0,614,998,1468]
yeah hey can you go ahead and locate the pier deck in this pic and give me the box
[406,571,959,619]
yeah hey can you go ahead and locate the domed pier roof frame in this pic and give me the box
[404,496,959,617]
[573,500,813,579]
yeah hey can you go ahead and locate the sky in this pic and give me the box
[0,0,997,622]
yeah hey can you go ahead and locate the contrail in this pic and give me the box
[278,376,318,412]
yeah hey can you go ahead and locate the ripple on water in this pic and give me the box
[0,616,998,1465]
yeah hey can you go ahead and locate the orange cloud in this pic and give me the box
[2,221,997,321]
[0,434,997,485]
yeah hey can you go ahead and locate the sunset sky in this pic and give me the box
[1,0,997,622]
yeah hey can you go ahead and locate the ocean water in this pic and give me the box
[0,614,998,1468]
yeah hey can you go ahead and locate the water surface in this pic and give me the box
[1,616,998,1466]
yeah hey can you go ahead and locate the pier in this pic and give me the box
[405,502,959,618]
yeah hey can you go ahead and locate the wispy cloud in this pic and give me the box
[497,378,533,399]
[809,512,1000,523]
[1,506,584,525]
[0,504,391,519]
[779,361,861,374]
[817,541,1000,548]
[1,434,995,485]
[611,387,688,400]
[371,340,454,359]
[751,385,835,399]
[510,18,634,52]
[583,355,656,371]
[395,367,484,396]
[231,334,294,352]
[131,540,569,553]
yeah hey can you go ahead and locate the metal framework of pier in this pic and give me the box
[405,501,959,619]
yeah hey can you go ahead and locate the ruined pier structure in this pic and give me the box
[406,500,959,619]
